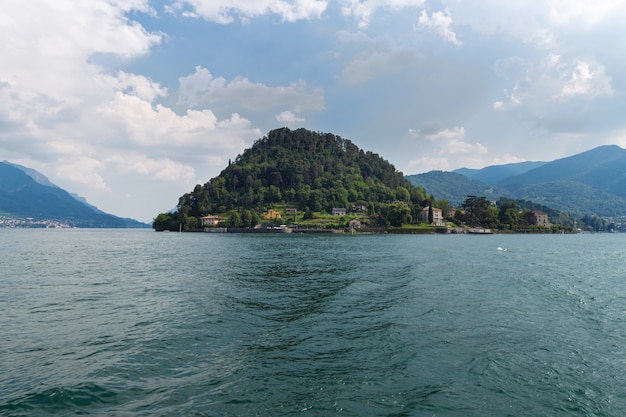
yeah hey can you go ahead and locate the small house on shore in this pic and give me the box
[421,207,444,226]
[532,211,550,227]
[264,209,281,220]
[201,215,223,226]
[349,219,362,229]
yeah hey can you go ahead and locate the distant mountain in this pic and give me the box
[454,161,546,184]
[497,145,626,194]
[407,145,626,217]
[405,171,508,206]
[4,160,58,187]
[0,161,148,228]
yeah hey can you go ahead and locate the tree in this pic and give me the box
[186,216,199,230]
[497,200,520,229]
[462,195,495,227]
[435,199,452,218]
[396,186,410,202]
[383,202,412,227]
[308,189,324,212]
[502,208,520,229]
[153,213,173,231]
[267,185,282,203]
[428,203,434,224]
[522,210,538,226]
[228,212,242,227]
[240,209,260,228]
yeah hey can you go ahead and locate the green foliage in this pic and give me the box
[186,216,199,230]
[435,199,452,218]
[152,212,179,231]
[451,196,576,231]
[374,202,412,227]
[580,214,607,232]
[428,202,433,224]
[154,128,429,230]
[458,196,496,228]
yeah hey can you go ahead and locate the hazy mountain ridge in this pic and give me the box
[405,171,508,206]
[407,145,626,217]
[0,162,148,227]
[453,161,547,184]
[4,160,58,188]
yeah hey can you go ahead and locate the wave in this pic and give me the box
[0,383,118,416]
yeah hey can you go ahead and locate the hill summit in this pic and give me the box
[154,128,430,230]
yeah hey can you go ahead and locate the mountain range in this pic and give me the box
[0,161,148,227]
[406,145,626,217]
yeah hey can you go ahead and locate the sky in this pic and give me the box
[2,1,626,223]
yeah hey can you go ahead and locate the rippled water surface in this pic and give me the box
[3,229,626,416]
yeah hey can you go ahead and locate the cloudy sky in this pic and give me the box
[2,1,625,222]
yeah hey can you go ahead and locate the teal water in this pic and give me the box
[2,230,626,416]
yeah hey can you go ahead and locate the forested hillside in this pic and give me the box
[154,128,430,230]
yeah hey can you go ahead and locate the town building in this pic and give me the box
[348,219,362,229]
[264,209,281,220]
[200,215,223,226]
[532,211,550,227]
[421,207,445,226]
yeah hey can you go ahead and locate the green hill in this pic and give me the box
[154,128,430,230]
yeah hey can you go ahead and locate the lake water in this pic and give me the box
[2,229,626,416]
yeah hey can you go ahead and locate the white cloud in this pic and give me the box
[0,3,270,222]
[170,0,328,23]
[408,125,488,172]
[99,92,257,154]
[440,1,560,46]
[106,153,198,184]
[0,1,161,99]
[443,0,626,48]
[408,156,451,172]
[341,0,425,28]
[548,0,624,27]
[276,111,305,123]
[493,55,614,110]
[410,125,486,154]
[416,8,461,46]
[56,157,110,192]
[559,61,613,99]
[113,71,168,102]
[0,1,168,160]
[177,66,325,113]
[492,154,526,165]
